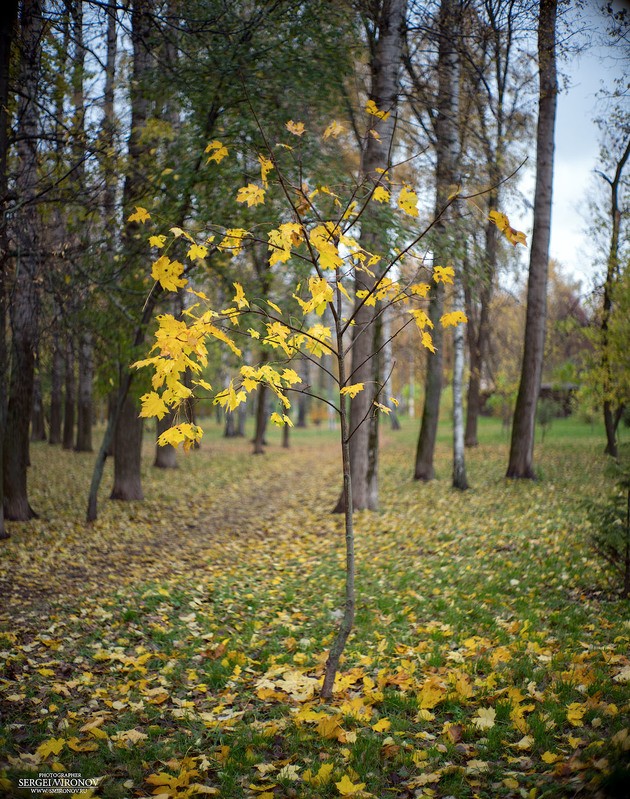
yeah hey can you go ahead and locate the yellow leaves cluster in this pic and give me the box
[236,183,265,207]
[205,140,228,164]
[489,210,527,247]
[151,255,187,292]
[286,120,305,136]
[398,185,419,217]
[268,222,303,266]
[128,206,150,224]
[365,99,390,120]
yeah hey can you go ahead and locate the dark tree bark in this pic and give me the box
[30,368,46,441]
[110,395,144,500]
[3,0,43,521]
[506,0,557,479]
[75,332,93,451]
[414,0,461,482]
[110,0,153,499]
[598,136,630,458]
[253,382,269,455]
[49,329,63,444]
[0,0,18,537]
[334,0,406,512]
[282,421,290,449]
[63,338,76,450]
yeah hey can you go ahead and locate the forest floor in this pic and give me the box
[1,417,629,799]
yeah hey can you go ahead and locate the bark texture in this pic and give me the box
[63,338,75,450]
[506,0,557,479]
[110,395,144,500]
[0,0,17,537]
[452,271,468,489]
[414,0,460,481]
[3,0,43,520]
[75,332,93,451]
[49,330,63,444]
[336,0,406,512]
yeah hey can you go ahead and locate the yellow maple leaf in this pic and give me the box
[236,183,265,207]
[541,751,562,764]
[421,331,436,353]
[187,243,208,262]
[317,715,344,740]
[286,120,305,136]
[258,153,274,187]
[149,234,167,248]
[304,763,334,786]
[472,707,496,730]
[372,186,390,204]
[151,255,187,292]
[398,185,419,217]
[372,718,391,732]
[205,140,228,164]
[232,282,249,309]
[488,209,527,247]
[270,412,293,427]
[323,120,345,139]
[139,391,169,420]
[418,677,446,709]
[217,228,249,255]
[336,774,366,796]
[365,99,390,120]
[433,265,455,284]
[373,401,391,415]
[128,206,150,224]
[36,738,66,759]
[410,309,434,330]
[340,383,364,398]
[440,310,468,327]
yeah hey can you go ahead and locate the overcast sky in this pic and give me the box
[514,0,628,288]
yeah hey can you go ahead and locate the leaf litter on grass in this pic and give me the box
[0,424,628,798]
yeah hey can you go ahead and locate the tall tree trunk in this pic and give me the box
[296,354,310,427]
[3,0,43,521]
[335,0,406,512]
[506,0,557,479]
[110,0,152,499]
[75,331,93,451]
[49,329,63,444]
[63,338,76,450]
[465,200,497,447]
[414,0,460,482]
[0,0,18,537]
[452,269,468,489]
[598,137,630,458]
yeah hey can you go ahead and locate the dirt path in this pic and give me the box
[0,435,341,631]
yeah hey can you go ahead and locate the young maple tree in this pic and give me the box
[133,112,523,698]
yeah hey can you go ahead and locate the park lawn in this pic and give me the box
[0,416,629,799]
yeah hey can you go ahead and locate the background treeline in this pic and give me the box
[0,0,628,534]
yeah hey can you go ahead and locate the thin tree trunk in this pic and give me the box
[282,421,290,448]
[382,305,401,430]
[507,0,557,479]
[334,0,406,512]
[253,382,268,455]
[30,368,46,441]
[452,270,468,489]
[415,0,460,482]
[63,338,76,450]
[75,331,93,451]
[3,0,43,521]
[465,205,497,447]
[297,354,309,427]
[49,329,63,444]
[322,269,355,699]
[0,0,18,537]
[598,137,630,458]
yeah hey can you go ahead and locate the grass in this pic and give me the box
[0,413,629,799]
